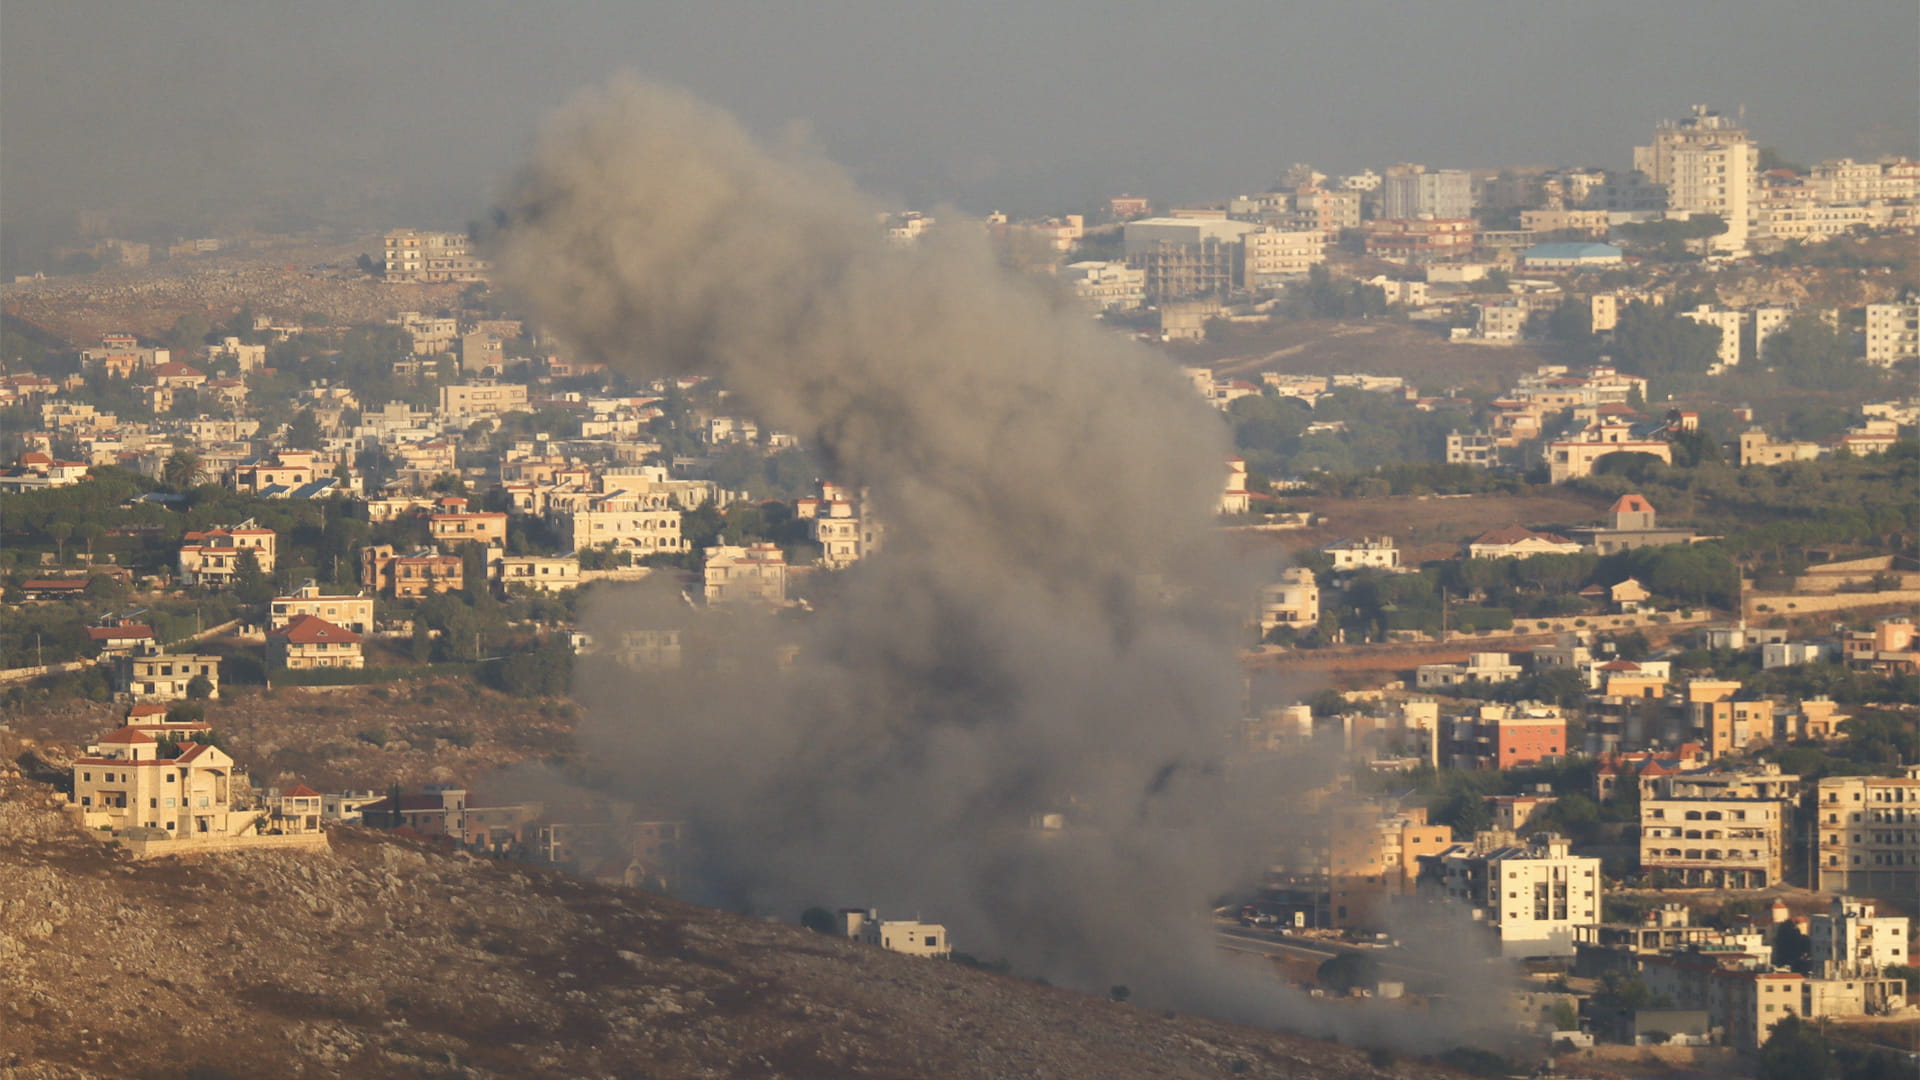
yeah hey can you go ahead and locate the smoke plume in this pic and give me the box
[494,77,1466,1039]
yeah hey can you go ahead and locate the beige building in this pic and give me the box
[430,511,509,552]
[382,230,487,283]
[1738,429,1822,466]
[1519,208,1610,237]
[839,909,952,958]
[360,545,464,598]
[1639,794,1786,888]
[437,380,530,421]
[1678,305,1745,369]
[1240,227,1325,288]
[1061,261,1146,310]
[1257,568,1320,635]
[69,725,239,837]
[704,543,787,605]
[1635,106,1754,253]
[496,554,582,593]
[268,615,364,671]
[1321,536,1399,571]
[1547,423,1673,484]
[559,508,687,555]
[116,645,220,701]
[1865,302,1918,366]
[177,519,277,586]
[1816,769,1920,896]
[270,582,374,636]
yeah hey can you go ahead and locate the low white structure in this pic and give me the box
[840,908,952,958]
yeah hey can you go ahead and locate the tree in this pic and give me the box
[185,674,214,700]
[168,313,212,355]
[163,450,206,489]
[1755,1015,1831,1080]
[1610,300,1720,381]
[283,409,322,451]
[232,547,272,606]
[1772,921,1811,973]
[47,521,72,564]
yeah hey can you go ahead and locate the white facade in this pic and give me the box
[1634,107,1754,253]
[1258,568,1320,633]
[1433,834,1600,958]
[1865,303,1919,366]
[840,908,952,959]
[1678,305,1745,369]
[1809,899,1910,980]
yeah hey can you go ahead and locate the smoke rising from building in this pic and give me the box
[494,77,1472,1039]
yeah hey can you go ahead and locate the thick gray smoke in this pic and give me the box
[494,77,1479,1040]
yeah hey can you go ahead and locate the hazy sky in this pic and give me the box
[4,0,1916,233]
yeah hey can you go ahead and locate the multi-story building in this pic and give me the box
[1266,797,1451,931]
[1321,536,1400,571]
[437,380,530,421]
[704,543,787,605]
[177,519,276,587]
[1423,833,1601,958]
[1546,423,1674,484]
[496,554,582,594]
[1635,106,1755,253]
[1381,167,1474,221]
[1677,305,1746,369]
[1864,302,1919,366]
[67,724,238,837]
[360,545,464,598]
[114,644,220,701]
[1256,568,1320,635]
[1240,227,1325,288]
[557,508,686,555]
[1639,783,1788,889]
[1360,218,1476,264]
[1446,430,1499,468]
[1815,769,1920,896]
[429,510,509,553]
[1809,898,1911,980]
[1441,702,1566,770]
[268,615,364,671]
[270,582,374,636]
[382,230,486,283]
[1123,217,1253,301]
[1061,261,1146,310]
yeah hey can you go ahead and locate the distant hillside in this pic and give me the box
[0,735,1466,1080]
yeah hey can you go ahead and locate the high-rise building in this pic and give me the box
[1816,769,1920,896]
[1864,302,1919,366]
[1634,107,1755,253]
[1381,168,1474,221]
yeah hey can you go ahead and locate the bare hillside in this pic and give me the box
[0,736,1465,1080]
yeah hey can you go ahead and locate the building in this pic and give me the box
[1061,261,1146,310]
[1678,305,1746,369]
[1815,769,1920,896]
[437,380,530,421]
[1466,526,1583,560]
[1419,654,1526,694]
[1423,833,1601,958]
[1443,702,1566,770]
[360,545,464,598]
[1361,218,1476,264]
[1321,537,1400,571]
[1265,798,1452,930]
[556,508,687,555]
[496,554,582,593]
[1519,242,1623,270]
[1809,898,1911,980]
[67,725,240,837]
[1123,217,1253,302]
[1240,227,1325,288]
[177,519,277,587]
[1257,568,1320,635]
[1575,493,1697,554]
[1446,430,1500,468]
[1864,302,1919,366]
[270,582,374,636]
[359,786,469,838]
[1381,168,1473,221]
[839,909,952,959]
[704,544,787,605]
[1634,106,1755,253]
[1639,767,1791,888]
[86,617,156,656]
[429,509,509,553]
[268,615,364,671]
[383,230,487,284]
[115,645,220,701]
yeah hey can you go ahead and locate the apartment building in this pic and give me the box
[1381,167,1473,221]
[114,645,221,702]
[704,543,787,605]
[1123,217,1252,301]
[268,615,365,671]
[1864,302,1919,366]
[1256,568,1320,634]
[1634,106,1754,252]
[1240,227,1325,288]
[360,545,464,598]
[1266,798,1451,930]
[1815,769,1920,896]
[496,554,582,594]
[382,229,487,283]
[1677,305,1745,369]
[437,380,530,421]
[1061,261,1146,310]
[429,510,509,553]
[1424,833,1601,958]
[557,508,686,554]
[270,582,374,636]
[1639,786,1788,889]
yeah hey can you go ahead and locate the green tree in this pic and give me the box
[185,674,214,700]
[168,313,213,355]
[1610,300,1720,381]
[232,547,272,606]
[163,450,206,489]
[47,521,73,564]
[1755,1015,1831,1080]
[283,409,323,451]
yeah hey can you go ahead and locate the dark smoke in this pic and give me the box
[494,77,1491,1043]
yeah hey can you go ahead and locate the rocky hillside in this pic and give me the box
[0,736,1465,1080]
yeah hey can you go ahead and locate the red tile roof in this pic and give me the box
[271,613,362,645]
[99,725,158,745]
[283,784,322,798]
[1610,493,1654,514]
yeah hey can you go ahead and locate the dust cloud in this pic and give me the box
[494,77,1487,1045]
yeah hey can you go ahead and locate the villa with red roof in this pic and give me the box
[267,614,364,671]
[178,518,277,586]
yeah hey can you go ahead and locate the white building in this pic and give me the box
[1865,302,1919,366]
[1381,168,1473,221]
[704,543,787,605]
[1062,261,1146,311]
[1321,537,1400,571]
[1809,899,1910,980]
[1428,833,1601,958]
[1635,106,1755,253]
[1678,305,1746,369]
[1241,227,1326,288]
[1257,568,1320,634]
[840,908,952,959]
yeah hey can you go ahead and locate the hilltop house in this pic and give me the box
[69,725,238,836]
[840,908,953,959]
[177,519,276,587]
[115,644,220,701]
[267,614,364,671]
